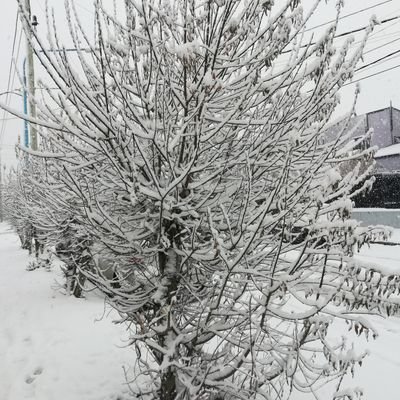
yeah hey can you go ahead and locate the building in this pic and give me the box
[330,105,400,208]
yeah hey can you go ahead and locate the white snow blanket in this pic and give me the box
[0,223,134,400]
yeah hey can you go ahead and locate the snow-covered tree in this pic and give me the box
[3,155,89,279]
[3,167,31,249]
[5,0,400,398]
[3,163,44,256]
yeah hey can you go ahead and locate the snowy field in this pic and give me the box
[1,222,400,400]
[0,223,134,400]
[295,231,400,400]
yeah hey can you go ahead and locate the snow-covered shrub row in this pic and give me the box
[3,0,399,399]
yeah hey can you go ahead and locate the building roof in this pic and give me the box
[375,143,400,158]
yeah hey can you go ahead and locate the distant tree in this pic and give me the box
[3,155,88,281]
[5,0,400,399]
[3,164,41,256]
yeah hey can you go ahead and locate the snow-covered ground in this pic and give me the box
[295,233,400,400]
[0,223,134,400]
[345,231,400,399]
[1,222,400,400]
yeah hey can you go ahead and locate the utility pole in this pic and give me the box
[23,0,38,151]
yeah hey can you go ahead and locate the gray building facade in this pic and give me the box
[329,106,400,207]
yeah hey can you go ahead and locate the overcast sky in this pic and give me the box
[1,0,400,168]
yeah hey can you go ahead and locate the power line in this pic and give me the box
[302,7,400,79]
[341,21,400,63]
[0,9,19,223]
[344,62,400,86]
[0,20,23,150]
[359,53,400,74]
[356,48,400,72]
[11,28,23,91]
[0,11,20,149]
[364,27,400,47]
[364,36,400,55]
[305,0,394,32]
[283,14,400,55]
[355,20,400,50]
[335,15,400,40]
[325,18,400,64]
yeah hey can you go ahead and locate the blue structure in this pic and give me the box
[23,58,29,148]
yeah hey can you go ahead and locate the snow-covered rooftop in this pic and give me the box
[375,143,400,158]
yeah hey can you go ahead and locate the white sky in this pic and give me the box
[1,0,400,168]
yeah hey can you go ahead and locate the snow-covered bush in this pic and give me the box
[3,164,41,255]
[3,157,90,290]
[4,0,400,398]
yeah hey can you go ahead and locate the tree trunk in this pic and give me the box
[158,242,180,400]
[72,271,86,298]
[159,368,177,400]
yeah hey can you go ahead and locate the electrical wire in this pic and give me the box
[299,4,400,85]
[356,48,400,72]
[0,31,23,150]
[359,53,400,74]
[282,14,400,55]
[359,19,400,47]
[335,15,400,40]
[344,62,400,86]
[305,0,394,32]
[0,10,21,150]
[364,36,400,55]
